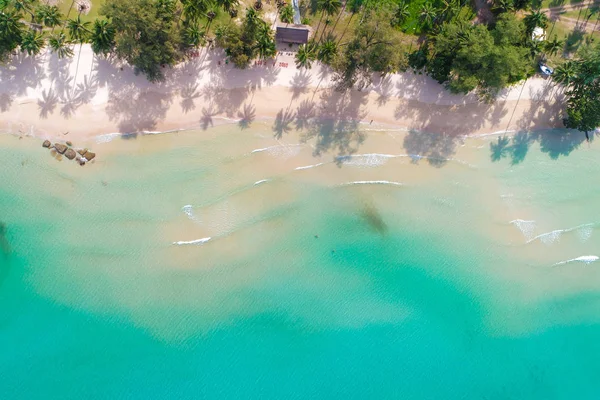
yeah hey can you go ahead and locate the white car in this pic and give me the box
[539,63,554,76]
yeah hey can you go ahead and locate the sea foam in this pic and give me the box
[172,237,212,246]
[340,180,404,187]
[526,223,596,245]
[552,255,599,266]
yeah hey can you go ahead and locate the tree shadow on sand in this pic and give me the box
[273,107,296,139]
[37,88,59,118]
[298,89,368,159]
[238,103,256,129]
[490,129,591,164]
[490,84,588,164]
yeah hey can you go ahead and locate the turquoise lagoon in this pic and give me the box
[0,125,599,399]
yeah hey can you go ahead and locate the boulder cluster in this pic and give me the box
[42,140,96,166]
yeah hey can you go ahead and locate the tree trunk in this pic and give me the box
[337,12,355,46]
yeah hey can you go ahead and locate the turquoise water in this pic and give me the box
[1,127,600,399]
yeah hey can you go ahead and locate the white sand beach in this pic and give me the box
[0,44,565,144]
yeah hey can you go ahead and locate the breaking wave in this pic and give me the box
[510,219,537,241]
[295,162,327,171]
[172,237,212,246]
[340,180,404,187]
[552,255,599,266]
[526,223,596,245]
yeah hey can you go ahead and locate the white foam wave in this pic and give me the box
[526,223,595,245]
[251,144,303,158]
[553,255,599,266]
[172,237,212,246]
[510,219,536,241]
[340,180,404,187]
[182,204,201,223]
[254,179,269,186]
[95,132,121,143]
[336,153,400,167]
[295,162,326,171]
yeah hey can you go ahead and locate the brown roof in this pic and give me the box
[276,25,310,44]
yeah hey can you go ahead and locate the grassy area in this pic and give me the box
[56,0,105,24]
[540,0,585,9]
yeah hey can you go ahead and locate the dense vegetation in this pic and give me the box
[1,0,599,133]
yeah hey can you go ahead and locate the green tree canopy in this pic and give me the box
[101,0,183,81]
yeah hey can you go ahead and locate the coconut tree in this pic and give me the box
[12,0,35,22]
[217,0,239,15]
[295,42,317,69]
[420,2,437,29]
[0,8,25,60]
[205,5,218,33]
[492,0,514,13]
[393,2,410,27]
[181,0,210,23]
[255,25,276,59]
[280,4,294,24]
[544,35,564,56]
[253,0,263,11]
[67,16,90,44]
[338,0,364,44]
[318,0,342,41]
[90,19,115,56]
[553,60,577,89]
[48,32,74,58]
[35,5,62,31]
[317,35,337,65]
[67,16,91,96]
[524,10,549,33]
[183,22,203,48]
[20,30,44,56]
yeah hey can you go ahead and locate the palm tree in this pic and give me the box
[91,19,115,56]
[156,0,177,22]
[181,0,210,23]
[317,35,337,64]
[393,2,410,27]
[183,22,203,48]
[544,35,564,56]
[35,5,62,31]
[13,0,35,22]
[420,3,437,29]
[253,0,263,11]
[492,0,514,13]
[205,5,218,33]
[48,32,74,58]
[318,0,342,41]
[553,60,577,88]
[280,4,294,24]
[295,42,317,69]
[338,0,364,45]
[524,10,549,33]
[20,30,45,56]
[217,0,239,17]
[255,26,276,59]
[67,16,91,44]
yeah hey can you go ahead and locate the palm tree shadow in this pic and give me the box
[200,104,218,130]
[180,83,201,113]
[238,103,256,129]
[289,70,311,100]
[60,90,81,119]
[295,98,316,131]
[0,93,13,112]
[74,74,98,104]
[490,135,511,162]
[272,107,296,139]
[38,89,59,118]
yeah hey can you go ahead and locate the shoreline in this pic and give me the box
[0,45,567,147]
